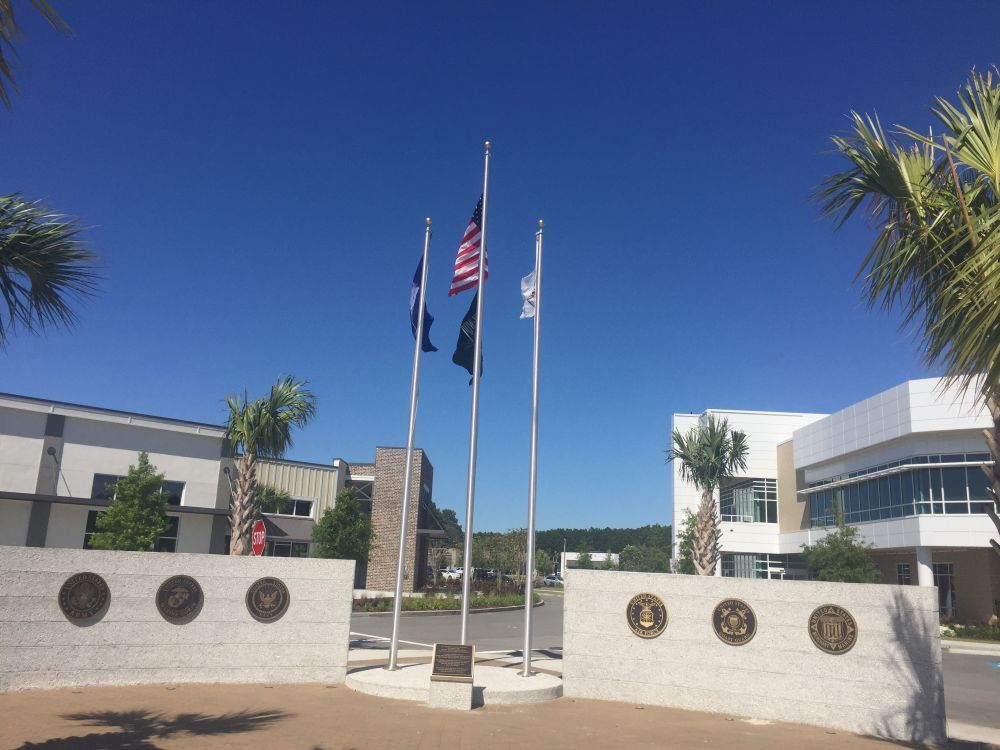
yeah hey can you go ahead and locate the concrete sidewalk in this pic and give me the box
[0,683,988,750]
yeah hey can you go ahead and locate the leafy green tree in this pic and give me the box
[817,70,1000,559]
[676,509,697,575]
[576,549,593,569]
[534,548,553,576]
[89,453,168,551]
[801,507,880,583]
[0,195,97,346]
[601,550,617,570]
[0,0,71,108]
[643,546,671,573]
[619,544,643,572]
[667,415,749,575]
[225,376,316,555]
[312,487,372,562]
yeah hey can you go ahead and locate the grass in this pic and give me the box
[355,593,542,613]
[940,623,1000,642]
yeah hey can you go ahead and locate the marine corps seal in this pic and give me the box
[156,575,203,623]
[626,592,668,638]
[58,572,110,623]
[808,604,858,654]
[712,598,757,646]
[246,577,290,623]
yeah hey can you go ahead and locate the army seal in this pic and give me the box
[626,592,668,638]
[808,604,858,654]
[712,598,757,646]
[156,575,203,623]
[246,577,290,623]
[58,572,110,623]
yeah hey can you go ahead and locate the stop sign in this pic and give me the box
[251,519,267,556]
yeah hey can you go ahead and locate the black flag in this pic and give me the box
[452,291,483,383]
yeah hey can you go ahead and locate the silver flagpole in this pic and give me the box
[459,141,491,645]
[521,220,543,677]
[388,217,433,671]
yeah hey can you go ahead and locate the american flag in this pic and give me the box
[449,195,489,295]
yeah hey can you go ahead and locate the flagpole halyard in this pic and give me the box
[459,141,491,645]
[521,219,543,677]
[388,217,433,671]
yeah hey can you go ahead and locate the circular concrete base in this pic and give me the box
[346,663,562,706]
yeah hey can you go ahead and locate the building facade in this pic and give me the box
[0,393,441,592]
[671,378,1000,623]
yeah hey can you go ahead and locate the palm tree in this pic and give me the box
[816,69,1000,559]
[667,414,748,575]
[0,194,96,345]
[1,0,71,108]
[225,376,317,555]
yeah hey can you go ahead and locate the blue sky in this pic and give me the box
[5,2,999,533]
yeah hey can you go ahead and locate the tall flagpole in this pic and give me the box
[460,141,491,645]
[388,217,433,671]
[521,220,543,677]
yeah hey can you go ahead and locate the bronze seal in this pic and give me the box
[808,604,858,654]
[58,572,110,623]
[246,577,290,623]
[626,592,668,638]
[156,575,203,623]
[712,598,757,646]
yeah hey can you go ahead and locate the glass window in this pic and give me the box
[968,467,993,514]
[160,481,184,506]
[933,563,956,618]
[941,454,965,463]
[154,516,179,552]
[83,510,102,548]
[897,563,912,585]
[292,498,314,517]
[265,540,310,557]
[91,475,119,501]
[941,467,968,511]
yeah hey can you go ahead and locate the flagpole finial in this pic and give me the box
[484,140,491,150]
[426,217,432,225]
[538,219,544,228]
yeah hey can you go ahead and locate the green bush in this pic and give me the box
[354,593,541,612]
[940,623,1000,641]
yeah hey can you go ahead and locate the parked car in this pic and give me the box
[437,567,461,581]
[542,574,563,587]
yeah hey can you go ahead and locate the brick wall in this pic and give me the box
[365,448,431,592]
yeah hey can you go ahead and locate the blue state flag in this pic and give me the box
[410,256,438,352]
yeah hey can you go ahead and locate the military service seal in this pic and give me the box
[626,592,668,638]
[156,575,203,623]
[808,604,858,654]
[58,572,110,623]
[712,598,757,646]
[246,577,290,623]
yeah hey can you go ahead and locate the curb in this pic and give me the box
[354,598,545,617]
[941,639,1000,656]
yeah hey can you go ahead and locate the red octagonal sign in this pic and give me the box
[251,519,267,557]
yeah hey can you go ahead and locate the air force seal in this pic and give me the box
[626,593,668,638]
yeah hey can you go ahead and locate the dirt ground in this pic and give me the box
[0,683,987,750]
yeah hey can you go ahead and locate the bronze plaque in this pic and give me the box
[712,598,757,646]
[246,577,290,623]
[626,592,668,638]
[431,643,475,683]
[58,572,110,623]
[156,575,203,623]
[808,604,858,654]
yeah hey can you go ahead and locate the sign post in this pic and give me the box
[251,519,266,557]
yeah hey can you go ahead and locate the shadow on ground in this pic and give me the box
[16,708,291,749]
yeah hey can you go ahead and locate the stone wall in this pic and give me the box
[563,569,945,743]
[0,546,354,691]
[366,448,430,592]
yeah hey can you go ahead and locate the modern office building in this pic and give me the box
[671,378,1000,623]
[0,392,442,591]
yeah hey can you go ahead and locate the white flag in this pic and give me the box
[520,271,536,319]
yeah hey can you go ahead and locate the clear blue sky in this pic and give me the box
[5,2,999,532]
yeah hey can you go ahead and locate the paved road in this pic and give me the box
[352,593,1000,732]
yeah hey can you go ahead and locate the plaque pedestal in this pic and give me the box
[428,643,475,711]
[428,678,474,710]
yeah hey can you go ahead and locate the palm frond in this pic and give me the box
[0,194,97,344]
[0,0,72,108]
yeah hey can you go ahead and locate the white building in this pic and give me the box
[671,378,1000,623]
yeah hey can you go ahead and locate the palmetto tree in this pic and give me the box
[0,194,96,345]
[817,70,1000,559]
[0,0,71,108]
[225,376,317,555]
[667,415,749,575]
